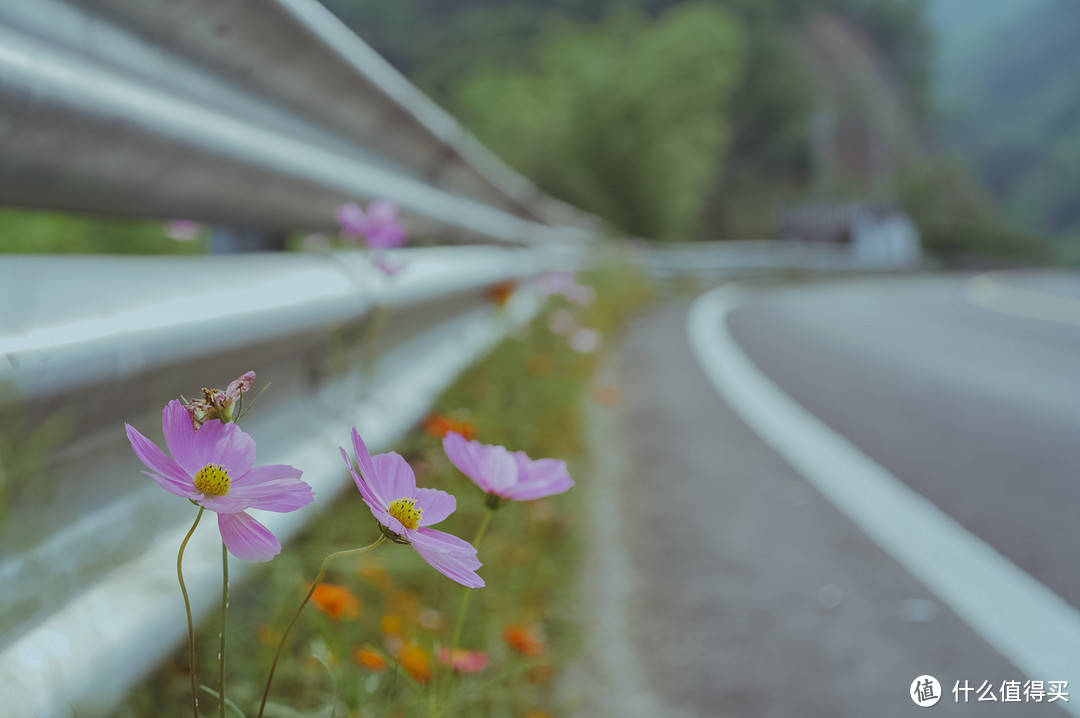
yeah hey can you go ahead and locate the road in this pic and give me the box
[570,271,1080,718]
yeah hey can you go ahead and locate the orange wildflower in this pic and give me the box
[357,563,393,593]
[390,590,422,618]
[488,280,517,307]
[380,613,403,636]
[353,646,388,672]
[503,624,544,657]
[256,625,282,646]
[527,664,554,684]
[423,413,478,440]
[310,583,361,621]
[397,643,431,682]
[525,354,552,377]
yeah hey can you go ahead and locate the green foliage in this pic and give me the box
[0,208,205,255]
[823,0,933,118]
[456,3,743,241]
[896,162,1049,267]
[705,15,815,238]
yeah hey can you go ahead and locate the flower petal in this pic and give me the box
[341,444,384,511]
[415,488,455,527]
[370,452,418,503]
[140,470,200,500]
[442,432,517,497]
[349,429,380,489]
[190,420,256,476]
[217,511,281,562]
[161,400,202,475]
[410,528,484,588]
[228,465,314,512]
[336,202,367,235]
[505,456,574,501]
[125,422,192,493]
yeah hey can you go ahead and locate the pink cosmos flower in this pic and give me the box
[437,647,488,673]
[442,432,574,503]
[165,220,200,241]
[336,199,408,249]
[536,271,595,305]
[126,400,314,561]
[340,428,484,588]
[183,370,257,427]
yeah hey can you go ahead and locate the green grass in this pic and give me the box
[113,250,654,718]
[0,207,206,254]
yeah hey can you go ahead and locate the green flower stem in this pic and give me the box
[177,507,206,718]
[363,303,393,381]
[219,542,229,718]
[257,536,386,718]
[442,506,497,705]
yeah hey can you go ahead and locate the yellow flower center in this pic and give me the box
[388,497,422,530]
[194,463,231,497]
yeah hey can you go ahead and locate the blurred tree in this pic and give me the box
[896,162,1048,267]
[821,0,932,118]
[454,3,743,241]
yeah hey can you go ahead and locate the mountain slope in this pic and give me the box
[927,0,1080,237]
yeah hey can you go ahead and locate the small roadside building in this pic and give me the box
[778,202,921,268]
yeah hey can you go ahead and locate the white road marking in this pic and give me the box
[967,270,1080,326]
[688,286,1080,712]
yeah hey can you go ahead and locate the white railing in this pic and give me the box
[0,1,597,715]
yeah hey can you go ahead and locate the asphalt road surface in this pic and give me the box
[570,271,1079,718]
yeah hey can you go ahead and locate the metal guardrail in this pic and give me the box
[0,1,596,715]
[0,0,600,243]
[0,248,561,717]
[640,239,923,280]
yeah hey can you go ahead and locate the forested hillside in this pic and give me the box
[316,0,1047,263]
[927,0,1080,243]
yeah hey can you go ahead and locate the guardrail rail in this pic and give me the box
[0,1,597,715]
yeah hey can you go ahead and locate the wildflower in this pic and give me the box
[256,625,282,646]
[525,354,552,377]
[443,432,573,504]
[423,413,478,440]
[311,583,361,620]
[353,647,387,671]
[569,328,600,353]
[357,563,393,592]
[438,648,488,673]
[165,220,200,241]
[336,199,407,249]
[536,271,595,305]
[380,613,404,636]
[340,428,484,588]
[398,643,432,682]
[418,607,443,630]
[546,309,577,336]
[126,400,314,561]
[488,280,517,307]
[183,370,256,426]
[503,624,544,657]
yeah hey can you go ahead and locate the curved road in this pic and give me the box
[572,271,1079,718]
